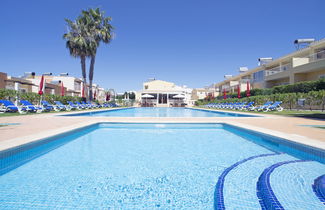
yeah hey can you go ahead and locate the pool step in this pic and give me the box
[256,159,309,209]
[267,161,325,209]
[215,153,295,209]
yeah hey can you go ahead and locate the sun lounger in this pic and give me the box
[0,100,27,114]
[256,101,273,112]
[41,101,60,111]
[86,101,100,108]
[110,102,119,107]
[234,102,247,110]
[244,102,255,111]
[20,100,43,113]
[75,101,87,109]
[67,101,80,110]
[101,103,110,108]
[263,101,283,112]
[54,101,70,111]
[81,101,92,109]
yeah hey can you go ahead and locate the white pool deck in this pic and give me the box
[0,107,324,152]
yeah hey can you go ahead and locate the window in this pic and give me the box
[144,85,148,90]
[253,70,264,82]
[74,82,81,91]
[319,74,325,79]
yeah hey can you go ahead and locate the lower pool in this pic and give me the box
[0,123,324,209]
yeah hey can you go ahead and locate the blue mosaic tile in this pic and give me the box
[214,153,279,210]
[256,160,310,209]
[312,174,325,204]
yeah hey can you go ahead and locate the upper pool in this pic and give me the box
[63,107,257,117]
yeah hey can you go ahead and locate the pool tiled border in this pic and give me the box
[0,123,99,175]
[224,123,325,163]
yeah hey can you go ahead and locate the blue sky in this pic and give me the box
[1,0,325,92]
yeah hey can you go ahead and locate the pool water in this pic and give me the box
[0,124,324,209]
[64,107,256,117]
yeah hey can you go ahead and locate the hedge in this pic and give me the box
[218,78,325,99]
[197,89,325,111]
[0,89,82,105]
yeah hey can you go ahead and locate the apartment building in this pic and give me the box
[0,72,107,101]
[0,72,36,93]
[214,38,325,95]
[23,73,82,97]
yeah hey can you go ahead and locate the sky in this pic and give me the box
[1,0,325,92]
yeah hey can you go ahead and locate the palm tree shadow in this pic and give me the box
[291,113,325,121]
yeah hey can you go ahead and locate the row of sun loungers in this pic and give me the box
[0,99,119,114]
[202,101,284,112]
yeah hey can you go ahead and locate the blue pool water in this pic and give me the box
[0,123,324,209]
[63,107,256,117]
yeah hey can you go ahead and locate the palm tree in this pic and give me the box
[63,18,90,87]
[80,8,113,101]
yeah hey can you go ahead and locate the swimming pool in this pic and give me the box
[64,107,257,117]
[0,123,324,209]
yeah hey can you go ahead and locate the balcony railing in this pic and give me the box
[239,78,251,83]
[265,63,291,77]
[309,49,325,62]
[264,49,325,77]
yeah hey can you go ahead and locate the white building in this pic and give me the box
[191,88,208,100]
[136,79,194,107]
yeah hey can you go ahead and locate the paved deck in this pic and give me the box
[0,108,324,151]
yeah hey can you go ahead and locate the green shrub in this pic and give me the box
[199,89,325,111]
[0,88,82,105]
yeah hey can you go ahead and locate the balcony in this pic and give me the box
[292,49,325,67]
[265,63,291,77]
[308,50,325,62]
[264,49,325,78]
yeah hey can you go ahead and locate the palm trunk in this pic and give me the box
[80,55,87,99]
[88,55,96,101]
[81,55,87,83]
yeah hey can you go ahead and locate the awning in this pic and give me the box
[142,94,154,98]
[173,94,185,98]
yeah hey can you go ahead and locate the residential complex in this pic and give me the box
[0,72,107,102]
[213,38,325,96]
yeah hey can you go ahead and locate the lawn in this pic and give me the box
[260,110,325,119]
[197,107,325,119]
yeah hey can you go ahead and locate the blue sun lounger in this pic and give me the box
[244,102,255,111]
[256,101,273,112]
[264,101,284,112]
[20,100,43,113]
[54,101,70,111]
[86,101,100,108]
[0,100,27,114]
[101,103,110,108]
[81,101,92,109]
[75,101,87,109]
[41,101,60,111]
[67,101,80,110]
